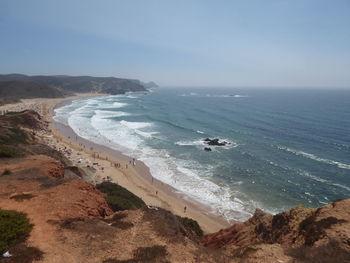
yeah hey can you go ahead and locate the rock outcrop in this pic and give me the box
[203,138,230,146]
[202,200,350,262]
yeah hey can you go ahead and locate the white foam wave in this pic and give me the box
[175,140,204,146]
[118,120,158,138]
[95,110,130,118]
[89,98,101,104]
[230,95,248,98]
[134,130,159,138]
[112,102,128,108]
[206,94,249,98]
[332,183,350,192]
[196,130,204,134]
[90,115,143,151]
[120,120,152,129]
[180,93,248,98]
[300,171,350,192]
[301,171,327,183]
[278,146,350,170]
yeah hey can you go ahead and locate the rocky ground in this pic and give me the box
[202,200,350,263]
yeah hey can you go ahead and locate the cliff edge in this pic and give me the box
[202,199,350,262]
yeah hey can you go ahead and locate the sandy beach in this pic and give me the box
[0,93,231,233]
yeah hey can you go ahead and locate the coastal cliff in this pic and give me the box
[0,110,349,263]
[0,74,151,105]
[201,200,350,262]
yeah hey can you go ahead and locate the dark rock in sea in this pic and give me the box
[204,147,212,152]
[203,138,230,146]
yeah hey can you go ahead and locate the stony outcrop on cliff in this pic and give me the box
[202,200,350,262]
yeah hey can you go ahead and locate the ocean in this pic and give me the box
[54,87,350,222]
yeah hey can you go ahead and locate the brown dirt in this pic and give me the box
[0,155,113,262]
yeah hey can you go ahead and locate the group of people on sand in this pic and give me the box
[128,158,136,167]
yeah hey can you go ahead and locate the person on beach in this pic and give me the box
[184,206,187,213]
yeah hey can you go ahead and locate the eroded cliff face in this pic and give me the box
[202,200,350,263]
[0,157,226,263]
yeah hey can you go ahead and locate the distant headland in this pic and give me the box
[0,74,158,105]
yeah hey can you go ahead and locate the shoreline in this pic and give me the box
[52,95,231,233]
[3,93,231,233]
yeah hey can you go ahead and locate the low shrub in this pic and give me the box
[102,213,133,230]
[299,215,347,245]
[133,246,168,262]
[59,218,85,230]
[0,243,44,263]
[103,245,169,263]
[96,182,145,211]
[0,127,28,145]
[110,219,134,230]
[286,239,350,263]
[0,209,33,253]
[177,216,203,236]
[10,194,36,202]
[2,169,12,175]
[0,146,20,158]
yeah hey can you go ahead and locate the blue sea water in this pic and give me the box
[54,87,350,221]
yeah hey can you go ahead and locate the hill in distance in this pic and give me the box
[0,74,157,105]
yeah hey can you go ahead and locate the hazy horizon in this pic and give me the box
[1,0,350,88]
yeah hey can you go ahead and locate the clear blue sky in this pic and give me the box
[1,0,350,87]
